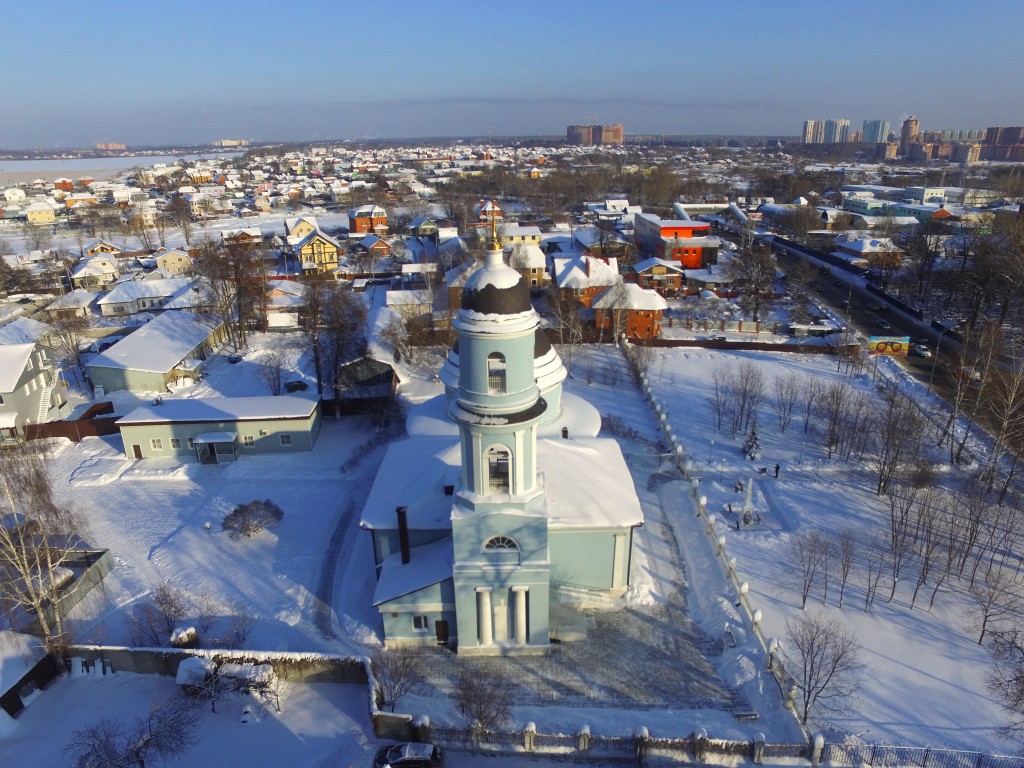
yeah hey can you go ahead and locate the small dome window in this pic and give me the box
[484,536,519,551]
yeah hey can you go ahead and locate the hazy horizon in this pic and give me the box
[4,0,1022,149]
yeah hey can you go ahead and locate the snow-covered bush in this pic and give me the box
[222,499,284,539]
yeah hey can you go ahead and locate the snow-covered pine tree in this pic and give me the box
[742,417,761,460]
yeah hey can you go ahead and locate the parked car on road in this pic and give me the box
[373,742,443,768]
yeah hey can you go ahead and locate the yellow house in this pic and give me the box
[86,240,122,257]
[296,231,343,274]
[25,201,57,225]
[153,247,194,276]
[284,215,320,244]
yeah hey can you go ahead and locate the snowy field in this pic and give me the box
[644,346,1018,752]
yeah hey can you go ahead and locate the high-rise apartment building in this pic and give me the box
[824,119,850,144]
[862,119,891,145]
[566,124,623,146]
[985,126,1024,146]
[801,119,825,144]
[567,125,593,145]
[900,116,920,156]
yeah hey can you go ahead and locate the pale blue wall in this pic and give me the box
[550,529,618,589]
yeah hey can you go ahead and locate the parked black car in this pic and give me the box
[373,742,443,768]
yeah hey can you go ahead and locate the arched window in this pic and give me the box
[487,352,506,394]
[486,446,510,492]
[484,536,519,551]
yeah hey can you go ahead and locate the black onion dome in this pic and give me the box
[534,329,552,358]
[460,256,531,315]
[460,277,531,314]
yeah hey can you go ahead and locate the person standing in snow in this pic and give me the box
[774,463,780,478]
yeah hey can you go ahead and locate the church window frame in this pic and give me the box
[487,352,506,394]
[483,535,519,551]
[486,445,511,493]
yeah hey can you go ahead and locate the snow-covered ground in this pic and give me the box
[4,328,1020,759]
[644,346,1018,752]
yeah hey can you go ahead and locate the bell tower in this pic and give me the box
[448,205,552,653]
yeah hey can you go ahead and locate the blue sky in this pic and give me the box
[3,0,1023,148]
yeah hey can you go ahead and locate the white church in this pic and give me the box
[360,227,644,654]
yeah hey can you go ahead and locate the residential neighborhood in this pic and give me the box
[4,4,1024,765]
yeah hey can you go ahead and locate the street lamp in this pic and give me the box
[708,439,715,464]
[928,326,955,394]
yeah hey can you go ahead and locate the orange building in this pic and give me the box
[348,204,388,234]
[633,212,717,269]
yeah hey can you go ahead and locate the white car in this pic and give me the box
[911,344,932,358]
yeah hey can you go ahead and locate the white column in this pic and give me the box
[513,586,528,646]
[476,587,493,647]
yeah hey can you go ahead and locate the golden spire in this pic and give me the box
[488,201,501,252]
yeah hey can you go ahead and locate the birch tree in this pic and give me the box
[0,442,87,652]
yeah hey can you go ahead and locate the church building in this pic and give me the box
[360,223,643,655]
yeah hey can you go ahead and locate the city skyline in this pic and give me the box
[3,0,1024,148]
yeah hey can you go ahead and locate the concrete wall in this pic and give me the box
[66,646,369,685]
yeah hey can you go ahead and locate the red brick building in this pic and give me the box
[593,283,667,340]
[348,204,388,234]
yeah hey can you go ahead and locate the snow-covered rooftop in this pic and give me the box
[88,311,220,373]
[0,343,34,391]
[0,316,51,345]
[360,431,642,532]
[117,395,317,425]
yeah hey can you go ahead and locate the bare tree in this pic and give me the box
[192,240,239,350]
[372,645,427,713]
[726,244,778,322]
[226,601,253,649]
[708,365,733,433]
[222,499,284,539]
[547,284,584,377]
[969,568,1021,645]
[771,373,800,433]
[784,613,863,724]
[885,483,919,602]
[790,530,829,610]
[0,442,87,651]
[129,583,191,647]
[836,529,857,609]
[259,352,285,396]
[454,665,513,730]
[65,695,200,768]
[729,360,765,437]
[799,378,824,435]
[910,491,942,610]
[863,536,887,613]
[319,284,369,402]
[168,195,193,244]
[988,627,1024,736]
[819,380,852,459]
[42,306,91,377]
[22,222,52,252]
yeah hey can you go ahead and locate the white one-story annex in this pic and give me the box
[116,395,321,462]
